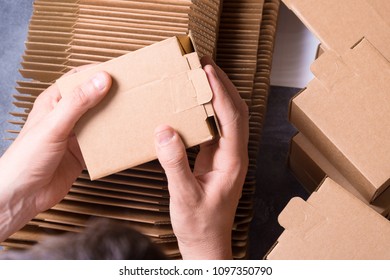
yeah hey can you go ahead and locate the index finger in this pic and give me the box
[203,64,249,158]
[201,56,248,117]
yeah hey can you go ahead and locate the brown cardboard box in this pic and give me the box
[289,133,390,216]
[289,38,390,202]
[265,177,390,259]
[57,35,219,180]
[282,0,390,58]
[288,133,326,194]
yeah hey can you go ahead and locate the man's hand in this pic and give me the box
[0,67,112,242]
[154,57,249,259]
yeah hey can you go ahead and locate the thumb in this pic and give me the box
[154,125,196,192]
[50,71,112,140]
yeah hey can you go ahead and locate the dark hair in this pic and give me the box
[0,218,167,260]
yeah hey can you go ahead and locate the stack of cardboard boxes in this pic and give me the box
[3,0,281,259]
[267,0,390,259]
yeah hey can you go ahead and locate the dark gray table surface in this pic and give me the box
[0,0,33,155]
[0,0,308,259]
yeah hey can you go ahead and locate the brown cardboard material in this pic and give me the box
[72,179,168,199]
[288,134,326,194]
[36,210,175,239]
[1,240,35,250]
[266,177,390,260]
[29,219,82,233]
[282,0,390,58]
[289,133,390,216]
[78,172,167,190]
[7,225,61,243]
[70,186,168,206]
[57,35,219,180]
[289,38,390,201]
[64,192,169,212]
[53,200,171,225]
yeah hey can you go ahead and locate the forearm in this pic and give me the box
[0,154,37,242]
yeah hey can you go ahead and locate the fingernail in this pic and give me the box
[156,129,174,146]
[92,72,107,91]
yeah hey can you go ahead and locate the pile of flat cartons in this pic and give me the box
[215,0,281,259]
[2,0,281,259]
[267,0,390,259]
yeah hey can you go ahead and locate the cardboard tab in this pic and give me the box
[184,52,202,69]
[278,197,325,239]
[188,68,213,105]
[57,35,218,180]
[310,51,354,92]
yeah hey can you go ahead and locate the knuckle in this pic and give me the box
[163,149,188,173]
[71,86,91,108]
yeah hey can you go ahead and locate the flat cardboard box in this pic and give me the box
[289,38,390,201]
[36,209,175,239]
[289,133,390,216]
[265,177,390,259]
[57,35,219,180]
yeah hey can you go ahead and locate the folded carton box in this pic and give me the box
[265,177,390,260]
[289,38,390,201]
[288,133,326,194]
[283,0,390,202]
[289,133,390,216]
[57,35,219,180]
[282,0,390,58]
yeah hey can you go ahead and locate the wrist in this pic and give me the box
[178,234,233,260]
[0,156,37,242]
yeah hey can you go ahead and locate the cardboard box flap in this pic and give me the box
[187,68,213,104]
[278,197,326,239]
[311,38,390,89]
[57,35,218,180]
[310,51,354,92]
[311,37,390,88]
